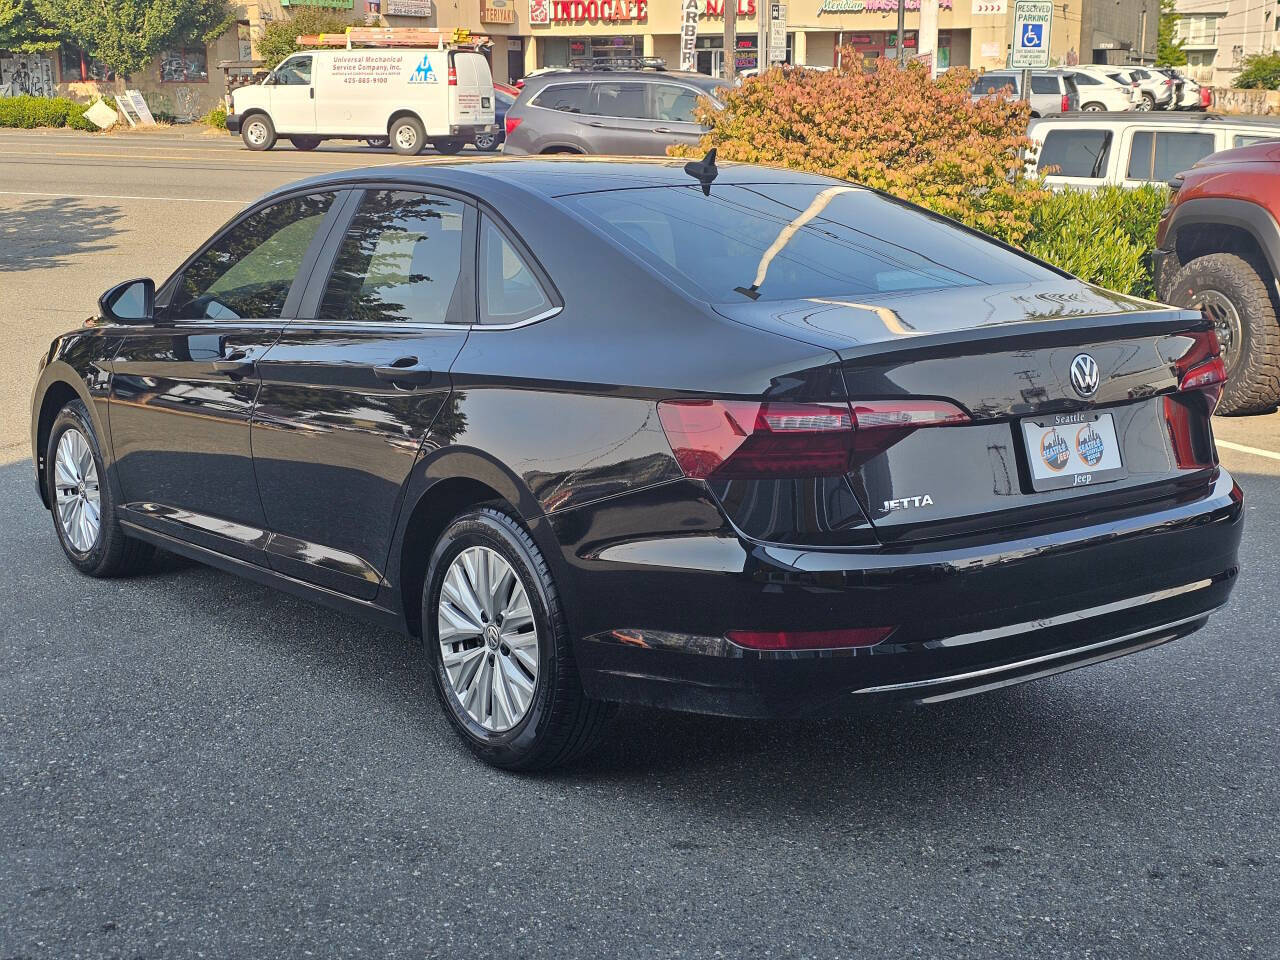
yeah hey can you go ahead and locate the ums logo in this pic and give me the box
[409,55,437,84]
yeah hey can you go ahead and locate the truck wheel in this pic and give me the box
[289,136,321,151]
[390,116,425,155]
[1165,253,1280,415]
[432,138,465,155]
[241,114,275,151]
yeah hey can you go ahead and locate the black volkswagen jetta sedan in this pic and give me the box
[30,157,1242,770]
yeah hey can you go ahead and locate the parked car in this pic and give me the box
[227,47,497,155]
[1064,69,1135,112]
[476,82,518,152]
[1027,113,1280,189]
[503,69,725,155]
[1154,139,1280,414]
[30,157,1242,770]
[1157,68,1213,110]
[970,69,1080,117]
[1123,66,1177,111]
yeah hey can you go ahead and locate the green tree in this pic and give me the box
[32,0,232,76]
[0,0,64,53]
[1234,52,1280,89]
[1156,0,1187,67]
[257,7,357,70]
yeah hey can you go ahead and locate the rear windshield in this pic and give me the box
[561,184,1056,302]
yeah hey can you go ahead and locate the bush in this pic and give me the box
[203,105,227,129]
[669,57,1046,246]
[0,94,97,131]
[1023,185,1168,297]
[1233,53,1280,90]
[259,7,358,69]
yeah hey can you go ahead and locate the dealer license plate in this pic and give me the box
[1021,412,1125,491]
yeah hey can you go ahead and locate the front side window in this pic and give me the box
[319,190,466,325]
[170,193,334,320]
[274,55,312,86]
[1037,129,1112,179]
[534,83,588,113]
[589,81,648,119]
[1127,131,1215,182]
[652,84,701,123]
[479,217,554,325]
[563,184,1055,303]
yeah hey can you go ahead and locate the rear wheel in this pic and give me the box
[1082,101,1106,112]
[1164,252,1280,415]
[241,114,275,151]
[1137,93,1155,111]
[46,400,153,577]
[390,116,426,155]
[364,136,390,148]
[474,131,500,152]
[431,138,465,155]
[424,507,613,770]
[289,135,321,151]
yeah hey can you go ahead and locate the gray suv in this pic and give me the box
[970,70,1080,118]
[503,69,726,156]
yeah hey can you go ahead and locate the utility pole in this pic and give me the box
[725,0,738,81]
[1139,5,1149,63]
[758,0,768,73]
[896,0,906,65]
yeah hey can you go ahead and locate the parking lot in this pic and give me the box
[2,129,1279,958]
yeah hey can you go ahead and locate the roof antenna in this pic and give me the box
[683,148,718,196]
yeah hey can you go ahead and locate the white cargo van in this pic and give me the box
[228,47,497,155]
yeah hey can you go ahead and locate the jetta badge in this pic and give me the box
[1070,353,1100,398]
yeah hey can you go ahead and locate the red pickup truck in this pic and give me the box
[1154,139,1280,415]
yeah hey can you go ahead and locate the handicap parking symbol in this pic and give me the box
[1021,23,1044,48]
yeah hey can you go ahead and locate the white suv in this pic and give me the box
[1065,70,1135,112]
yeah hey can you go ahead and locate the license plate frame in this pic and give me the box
[1021,411,1126,492]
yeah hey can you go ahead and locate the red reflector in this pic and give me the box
[1201,86,1213,108]
[448,67,457,86]
[1061,93,1070,113]
[505,116,522,136]
[728,627,895,651]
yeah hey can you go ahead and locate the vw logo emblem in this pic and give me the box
[1070,353,1100,398]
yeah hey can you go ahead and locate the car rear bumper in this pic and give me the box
[561,469,1243,718]
[225,113,242,134]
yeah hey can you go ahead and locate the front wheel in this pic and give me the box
[46,400,153,577]
[364,136,390,149]
[240,114,275,151]
[390,116,426,155]
[1164,253,1280,415]
[424,507,613,770]
[431,138,465,155]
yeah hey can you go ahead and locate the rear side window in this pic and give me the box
[1030,75,1060,95]
[972,75,1014,95]
[1126,131,1214,182]
[589,81,648,119]
[562,184,1055,303]
[171,192,334,320]
[1037,129,1112,179]
[1234,134,1276,148]
[479,216,555,325]
[1072,72,1101,86]
[533,83,588,113]
[319,190,466,325]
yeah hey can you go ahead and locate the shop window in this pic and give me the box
[160,46,209,83]
[59,44,115,82]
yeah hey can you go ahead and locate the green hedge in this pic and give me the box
[0,95,98,131]
[202,106,228,130]
[1023,185,1168,299]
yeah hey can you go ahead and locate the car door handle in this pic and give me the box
[652,126,674,134]
[374,357,433,386]
[584,120,607,128]
[212,349,255,377]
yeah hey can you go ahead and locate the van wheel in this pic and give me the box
[241,114,275,151]
[364,136,390,148]
[390,116,426,155]
[289,136,321,151]
[1164,253,1280,415]
[432,138,465,155]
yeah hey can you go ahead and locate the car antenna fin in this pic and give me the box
[683,148,718,196]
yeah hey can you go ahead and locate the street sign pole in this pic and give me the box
[896,0,906,66]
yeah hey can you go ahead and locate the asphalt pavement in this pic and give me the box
[2,130,1279,959]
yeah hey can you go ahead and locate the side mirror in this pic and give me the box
[99,277,155,324]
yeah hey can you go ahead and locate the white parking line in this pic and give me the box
[0,190,248,204]
[1217,439,1280,462]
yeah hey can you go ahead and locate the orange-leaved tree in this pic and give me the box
[670,57,1046,246]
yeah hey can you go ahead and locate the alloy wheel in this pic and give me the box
[475,133,497,150]
[54,428,101,553]
[1198,288,1242,372]
[437,546,539,732]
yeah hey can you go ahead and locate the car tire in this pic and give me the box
[431,138,465,155]
[240,113,276,151]
[1164,253,1280,415]
[289,135,321,151]
[424,507,614,771]
[474,132,500,152]
[364,136,390,148]
[1082,101,1106,111]
[46,400,154,577]
[1137,93,1155,111]
[390,116,426,155]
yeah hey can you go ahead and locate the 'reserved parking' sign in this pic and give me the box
[1011,0,1052,68]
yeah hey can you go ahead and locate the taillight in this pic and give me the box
[505,115,522,136]
[1061,93,1070,112]
[727,626,896,651]
[656,398,969,481]
[1201,86,1213,108]
[448,66,457,86]
[1176,327,1227,412]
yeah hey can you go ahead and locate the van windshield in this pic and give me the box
[562,183,1055,302]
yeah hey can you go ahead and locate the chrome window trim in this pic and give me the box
[282,304,563,333]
